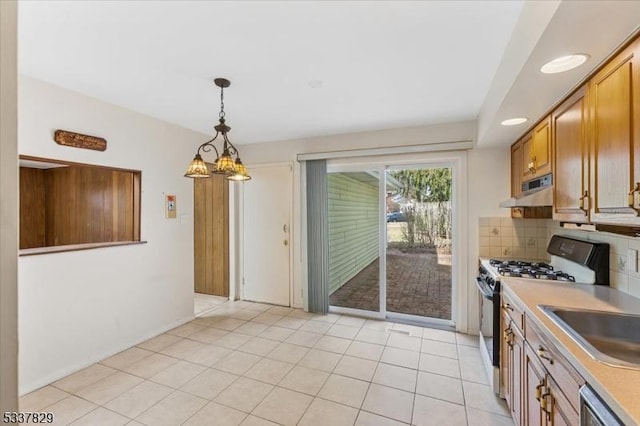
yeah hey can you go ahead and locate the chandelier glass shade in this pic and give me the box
[184,154,209,178]
[184,78,251,181]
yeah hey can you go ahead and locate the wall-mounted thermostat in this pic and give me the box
[165,194,177,219]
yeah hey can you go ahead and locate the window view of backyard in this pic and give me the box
[329,167,453,320]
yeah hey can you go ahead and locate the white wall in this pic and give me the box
[0,0,19,411]
[18,76,208,394]
[233,120,511,332]
[466,147,510,333]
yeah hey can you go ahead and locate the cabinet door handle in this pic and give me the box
[535,381,544,401]
[540,390,550,411]
[579,190,589,213]
[630,183,640,211]
[540,389,552,421]
[537,346,554,364]
[503,328,514,347]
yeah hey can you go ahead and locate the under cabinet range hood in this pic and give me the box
[499,174,553,208]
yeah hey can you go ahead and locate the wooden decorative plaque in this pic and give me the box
[54,130,107,151]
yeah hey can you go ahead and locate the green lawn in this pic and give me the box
[386,222,405,243]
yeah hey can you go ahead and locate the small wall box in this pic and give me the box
[165,195,177,219]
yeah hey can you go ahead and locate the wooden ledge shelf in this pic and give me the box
[19,241,147,257]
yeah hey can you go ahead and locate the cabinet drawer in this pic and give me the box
[502,291,524,333]
[525,316,584,411]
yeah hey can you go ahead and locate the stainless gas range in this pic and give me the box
[476,235,610,394]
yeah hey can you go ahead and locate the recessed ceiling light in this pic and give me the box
[309,80,323,89]
[501,117,528,126]
[540,54,589,74]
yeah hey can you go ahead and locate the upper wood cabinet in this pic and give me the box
[511,141,523,197]
[511,138,551,219]
[590,36,640,224]
[522,116,552,181]
[552,85,590,223]
[520,132,534,182]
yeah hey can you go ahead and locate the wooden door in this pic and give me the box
[521,132,534,181]
[532,116,552,178]
[552,86,590,223]
[242,164,292,306]
[501,307,523,425]
[547,376,579,426]
[194,170,229,296]
[590,37,640,224]
[511,324,524,426]
[511,141,523,197]
[524,343,546,426]
[501,312,512,408]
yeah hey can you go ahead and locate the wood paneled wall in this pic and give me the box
[194,170,229,296]
[19,167,46,249]
[19,165,140,249]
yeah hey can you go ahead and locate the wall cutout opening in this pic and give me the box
[19,156,141,251]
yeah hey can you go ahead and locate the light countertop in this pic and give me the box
[501,278,640,426]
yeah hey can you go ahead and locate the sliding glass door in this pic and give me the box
[327,170,381,314]
[385,167,453,321]
[327,163,454,324]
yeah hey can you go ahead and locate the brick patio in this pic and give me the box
[329,248,452,319]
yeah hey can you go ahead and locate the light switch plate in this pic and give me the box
[628,249,638,273]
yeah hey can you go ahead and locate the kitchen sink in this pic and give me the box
[539,305,640,369]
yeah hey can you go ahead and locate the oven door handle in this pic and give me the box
[475,277,495,301]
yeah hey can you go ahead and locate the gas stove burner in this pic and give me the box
[532,262,553,271]
[519,269,538,279]
[554,272,575,282]
[490,259,532,268]
[492,259,575,282]
[497,267,521,277]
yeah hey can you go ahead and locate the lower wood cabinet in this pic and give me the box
[524,343,546,426]
[547,375,580,426]
[501,292,582,426]
[501,296,525,425]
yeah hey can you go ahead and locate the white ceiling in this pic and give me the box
[479,1,640,147]
[18,0,523,145]
[17,1,640,148]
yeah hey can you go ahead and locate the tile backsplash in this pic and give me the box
[547,221,640,298]
[479,217,551,260]
[478,217,640,298]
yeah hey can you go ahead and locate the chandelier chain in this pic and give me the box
[219,86,225,119]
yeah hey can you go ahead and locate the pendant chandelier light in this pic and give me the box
[184,78,251,181]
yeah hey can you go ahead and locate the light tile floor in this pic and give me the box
[194,293,228,316]
[20,300,511,425]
